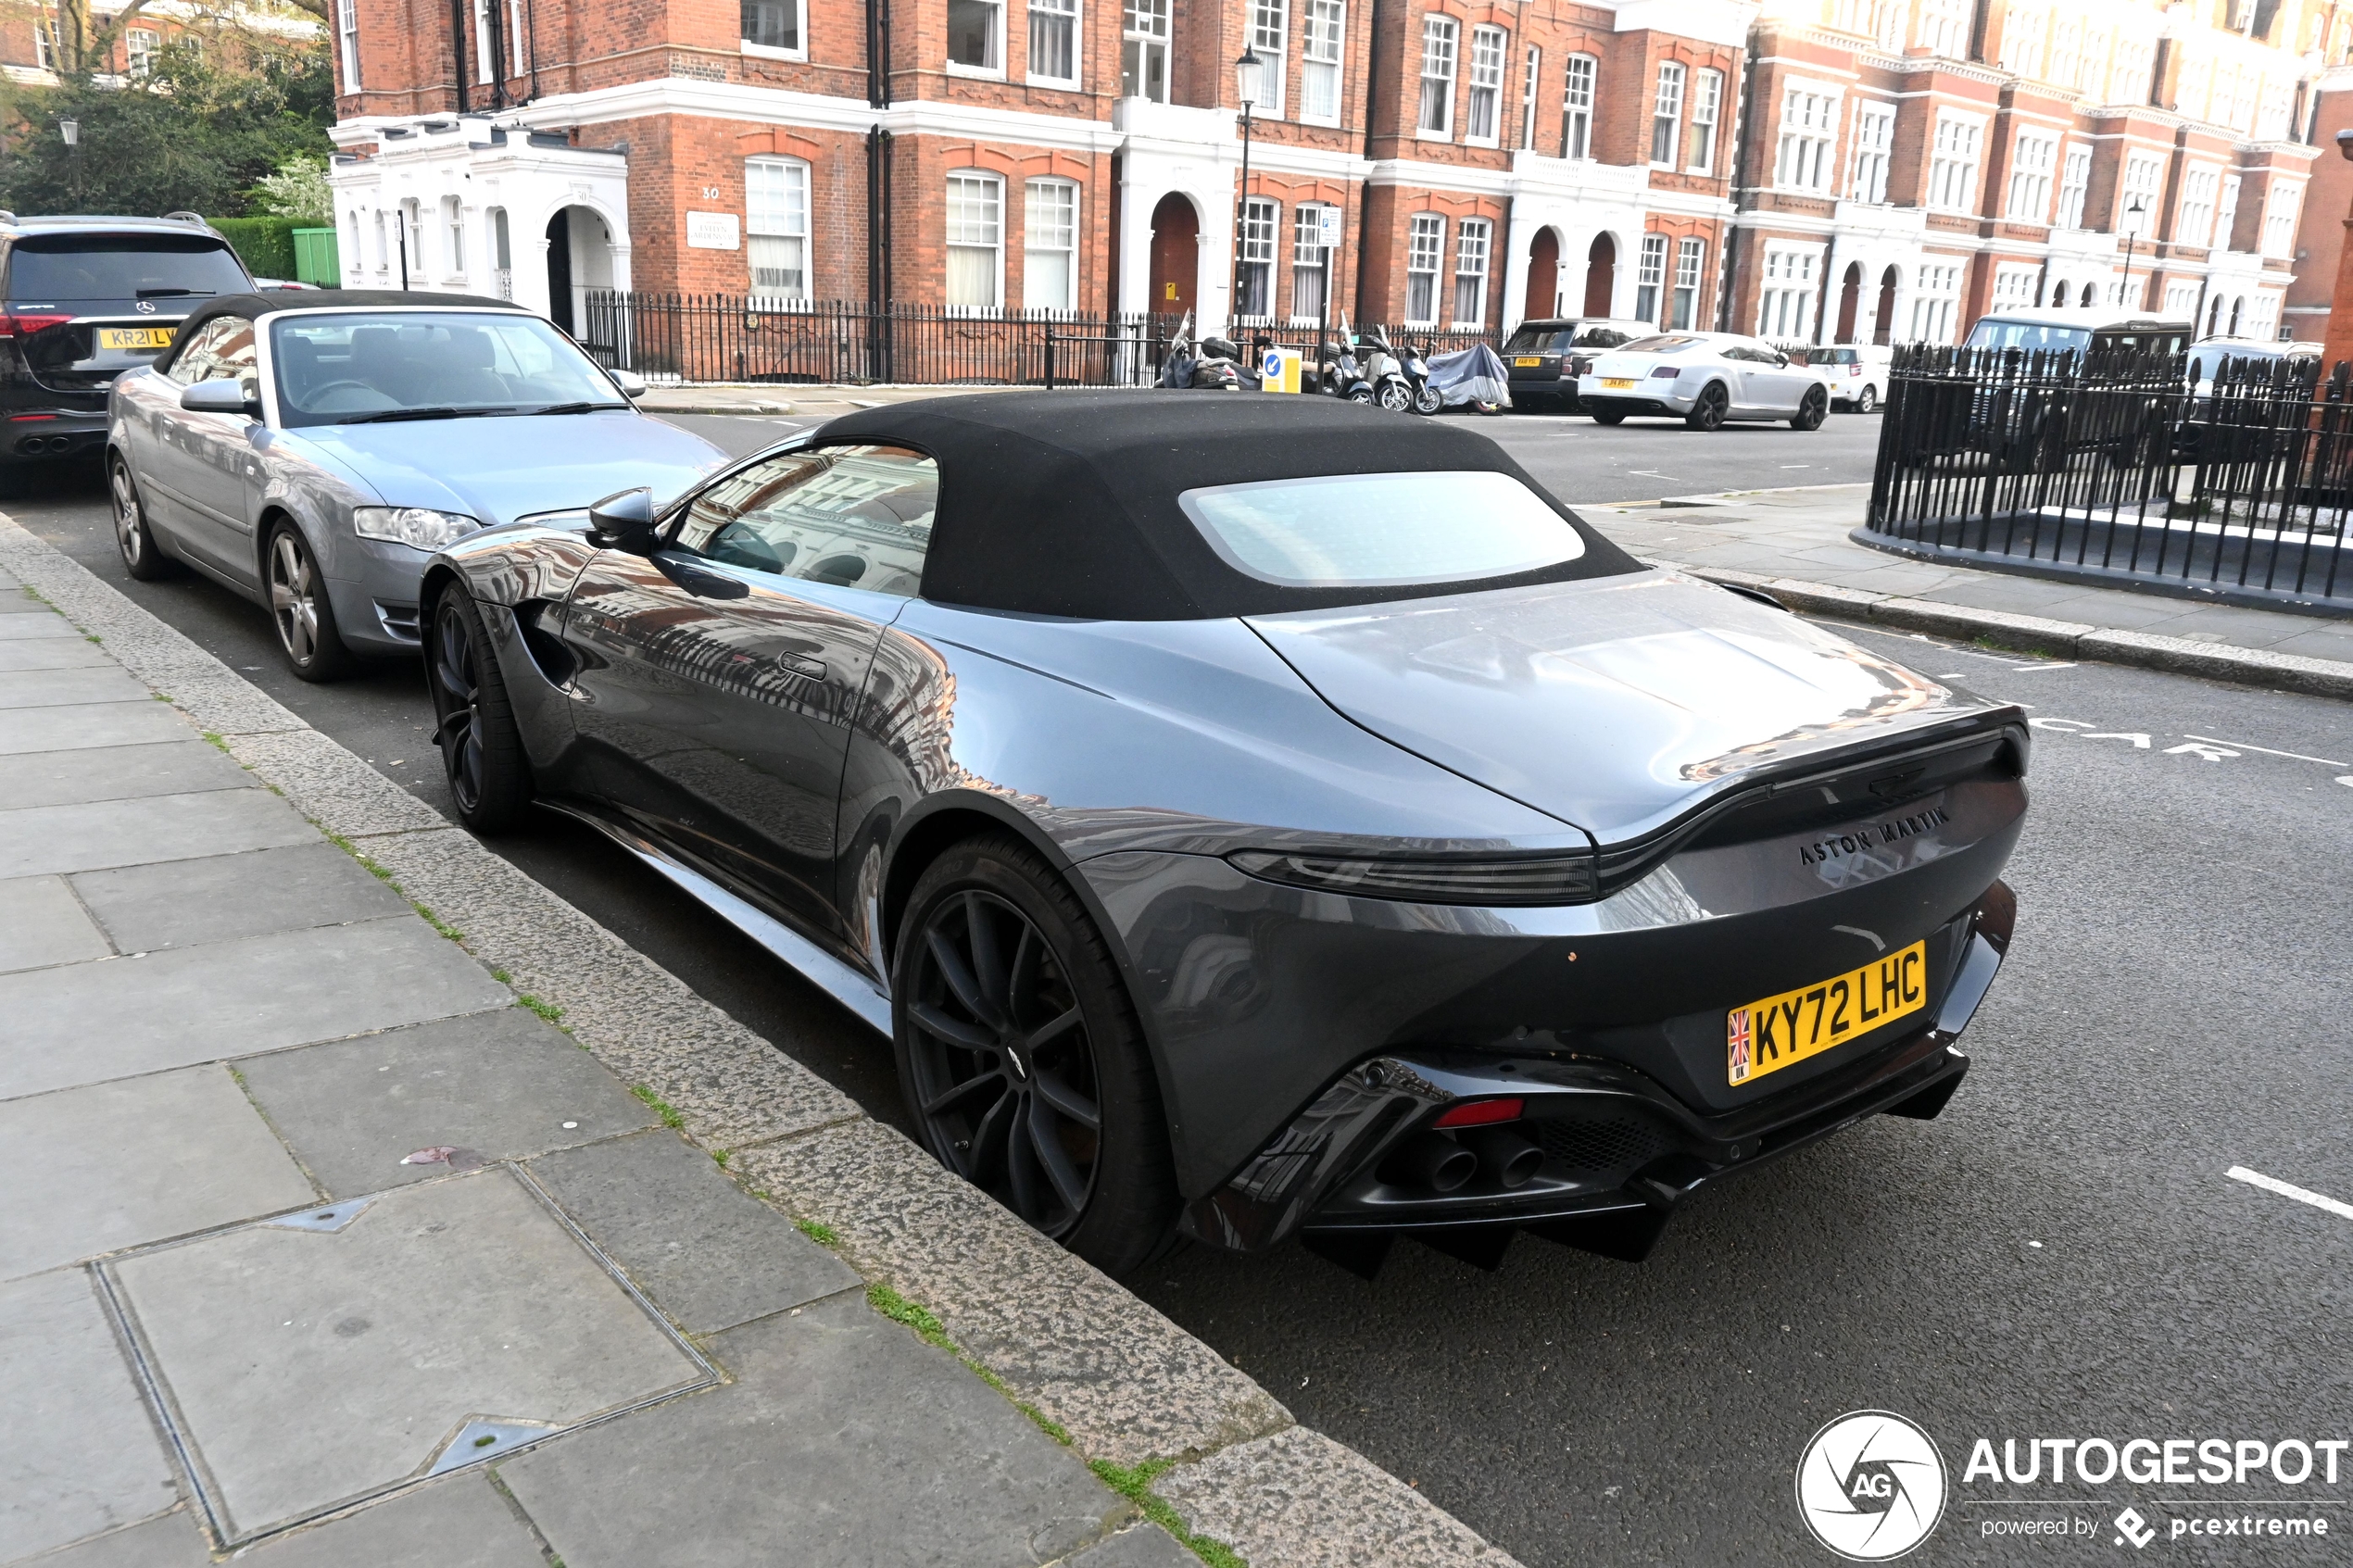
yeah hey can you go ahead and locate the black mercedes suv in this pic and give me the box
[0,214,252,494]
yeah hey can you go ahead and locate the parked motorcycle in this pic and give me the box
[1352,327,1416,412]
[1317,339,1373,403]
[1399,340,1444,416]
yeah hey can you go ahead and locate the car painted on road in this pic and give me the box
[1579,332,1830,431]
[421,391,2026,1280]
[105,289,730,680]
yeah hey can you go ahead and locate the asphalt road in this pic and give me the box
[20,417,2353,1565]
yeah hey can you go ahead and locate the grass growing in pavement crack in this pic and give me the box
[84,633,99,644]
[865,1284,1074,1447]
[632,1085,684,1129]
[322,828,397,884]
[517,994,562,1024]
[793,1217,838,1246]
[199,732,230,753]
[412,903,463,942]
[1088,1460,1248,1568]
[711,1148,731,1169]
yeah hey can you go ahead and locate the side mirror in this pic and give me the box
[611,369,648,398]
[181,379,260,418]
[585,486,659,553]
[1774,352,1791,368]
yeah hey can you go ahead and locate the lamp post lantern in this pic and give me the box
[1229,45,1262,336]
[58,118,81,206]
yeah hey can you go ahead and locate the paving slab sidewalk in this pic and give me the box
[0,527,1519,1568]
[1576,483,2353,699]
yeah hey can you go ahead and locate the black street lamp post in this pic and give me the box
[1230,46,1262,336]
[2119,194,2148,309]
[58,118,80,207]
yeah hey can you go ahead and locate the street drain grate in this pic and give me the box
[93,1162,720,1551]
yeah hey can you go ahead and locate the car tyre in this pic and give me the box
[110,457,181,582]
[1856,384,1879,414]
[427,586,535,833]
[1684,383,1730,432]
[894,834,1180,1277]
[266,521,356,682]
[1790,385,1829,432]
[1589,408,1626,426]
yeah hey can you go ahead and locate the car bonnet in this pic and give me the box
[287,409,729,527]
[1245,571,2007,843]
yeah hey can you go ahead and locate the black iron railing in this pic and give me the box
[1863,345,2353,612]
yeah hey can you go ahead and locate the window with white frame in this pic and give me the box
[742,0,802,54]
[2262,182,2301,257]
[1634,232,1668,323]
[371,211,387,273]
[2248,293,2279,338]
[2108,272,2145,309]
[1848,102,1893,202]
[2057,144,2090,228]
[1562,55,1596,158]
[2162,279,2201,316]
[443,197,465,275]
[1991,264,2037,310]
[31,16,55,69]
[1122,0,1168,99]
[1689,69,1722,173]
[1777,87,1839,192]
[1873,0,1906,53]
[1756,245,1817,340]
[1418,18,1457,136]
[2110,38,2152,107]
[1830,0,1864,32]
[1465,25,1505,144]
[2007,132,2056,221]
[126,26,157,77]
[1237,196,1277,320]
[2119,153,2161,236]
[2080,23,2108,93]
[2178,166,2219,249]
[2000,0,2045,79]
[2048,16,2080,89]
[1919,0,1969,57]
[1927,116,1982,212]
[336,0,360,89]
[403,200,423,272]
[1024,177,1077,309]
[1671,236,1705,330]
[945,172,1003,309]
[1453,218,1491,325]
[489,207,511,296]
[2227,68,2256,131]
[947,0,1002,69]
[1908,261,1962,343]
[2257,81,2292,142]
[473,0,495,80]
[1302,0,1343,123]
[1292,205,1336,322]
[1249,0,1286,115]
[508,0,526,71]
[1028,0,1077,84]
[1519,45,1541,150]
[1405,214,1444,324]
[1650,60,1683,168]
[2215,173,2242,251]
[747,157,810,299]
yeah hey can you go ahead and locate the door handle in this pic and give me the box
[774,653,826,681]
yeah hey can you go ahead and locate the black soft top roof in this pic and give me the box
[159,289,528,373]
[811,390,1641,620]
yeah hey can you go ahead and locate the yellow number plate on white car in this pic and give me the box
[98,326,175,351]
[1726,940,1928,1085]
[1601,377,1637,391]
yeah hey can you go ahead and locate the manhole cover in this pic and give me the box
[98,1164,715,1548]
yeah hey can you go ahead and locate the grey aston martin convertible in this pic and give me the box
[422,392,2027,1277]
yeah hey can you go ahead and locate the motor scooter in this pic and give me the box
[1399,341,1444,416]
[1352,327,1415,412]
[1316,339,1372,402]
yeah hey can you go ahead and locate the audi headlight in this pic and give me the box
[1227,849,1599,906]
[351,506,482,549]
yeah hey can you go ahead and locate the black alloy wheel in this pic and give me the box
[110,458,179,582]
[427,588,533,831]
[1791,384,1830,432]
[266,521,354,681]
[894,836,1178,1275]
[1684,382,1730,432]
[1856,384,1879,414]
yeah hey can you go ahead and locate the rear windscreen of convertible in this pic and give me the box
[1177,470,1586,589]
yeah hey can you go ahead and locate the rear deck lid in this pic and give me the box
[1246,571,2004,843]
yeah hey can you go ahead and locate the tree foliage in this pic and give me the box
[0,30,333,219]
[251,154,332,224]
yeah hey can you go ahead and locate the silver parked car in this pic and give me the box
[106,289,729,679]
[1579,332,1829,431]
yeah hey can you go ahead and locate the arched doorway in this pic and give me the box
[1872,266,1898,346]
[1834,263,1863,344]
[546,206,614,337]
[2227,295,2245,335]
[1582,234,1616,317]
[1525,228,1561,320]
[2208,295,2225,334]
[2052,281,2070,307]
[1148,194,1199,320]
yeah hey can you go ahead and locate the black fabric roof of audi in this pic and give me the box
[812,389,1641,620]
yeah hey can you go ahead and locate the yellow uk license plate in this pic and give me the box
[1514,356,1543,367]
[1726,940,1928,1085]
[1601,377,1636,391]
[98,326,174,351]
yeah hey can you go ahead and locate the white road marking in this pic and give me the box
[2183,734,2348,768]
[2228,1165,2353,1223]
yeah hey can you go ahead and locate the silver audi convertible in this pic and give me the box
[422,392,2026,1277]
[106,290,727,679]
